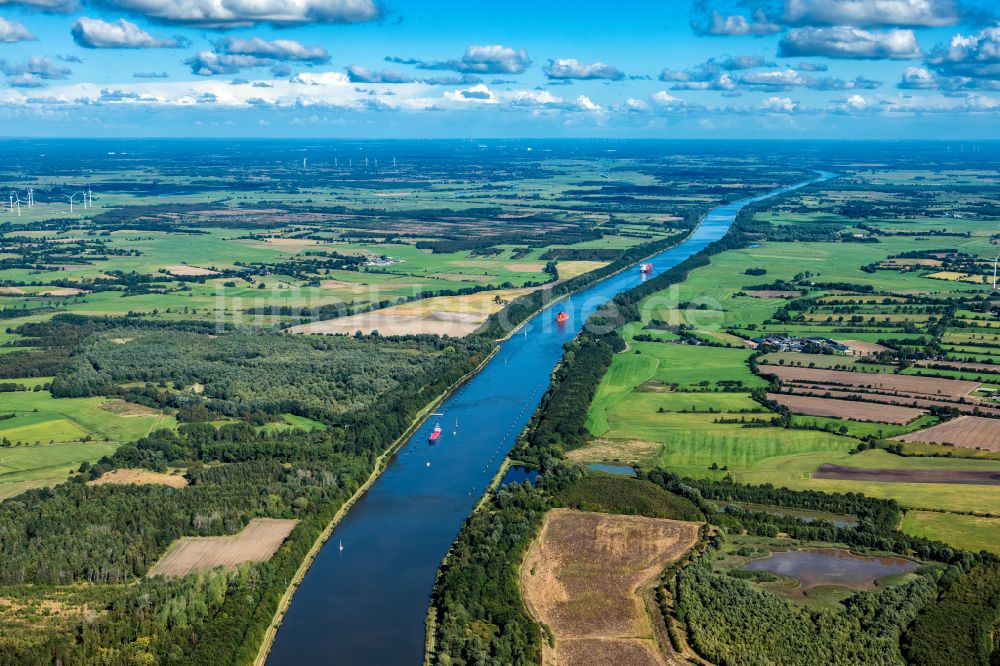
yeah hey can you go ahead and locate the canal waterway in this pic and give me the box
[267,172,832,665]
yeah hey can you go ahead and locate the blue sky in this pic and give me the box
[1,0,999,137]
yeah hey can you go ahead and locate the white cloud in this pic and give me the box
[0,17,35,43]
[623,97,650,112]
[443,83,497,104]
[1,56,71,87]
[543,58,624,80]
[760,96,799,112]
[783,0,962,28]
[927,25,1000,79]
[216,37,329,63]
[346,65,413,84]
[0,0,77,11]
[290,71,351,86]
[780,27,921,59]
[388,44,531,75]
[71,17,184,49]
[97,0,379,27]
[899,66,939,88]
[697,9,781,36]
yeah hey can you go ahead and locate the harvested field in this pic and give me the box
[745,290,802,298]
[914,360,1000,374]
[89,468,188,488]
[0,287,25,295]
[520,509,699,666]
[39,288,88,296]
[767,393,924,424]
[289,287,536,337]
[841,340,891,357]
[814,465,1000,486]
[895,416,1000,451]
[166,265,218,276]
[148,518,298,577]
[781,386,1000,417]
[760,365,980,400]
[99,399,162,417]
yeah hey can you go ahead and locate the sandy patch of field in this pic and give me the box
[565,439,662,466]
[89,468,188,489]
[557,261,608,280]
[761,365,980,400]
[745,290,802,298]
[814,465,1000,485]
[99,400,162,417]
[768,393,924,424]
[109,337,133,344]
[895,416,1000,450]
[841,340,891,357]
[505,262,545,272]
[166,265,219,276]
[289,287,537,337]
[39,287,88,296]
[521,509,699,666]
[290,311,483,337]
[0,287,26,296]
[148,518,298,577]
[927,271,989,284]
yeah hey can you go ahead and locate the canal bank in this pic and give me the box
[267,173,831,665]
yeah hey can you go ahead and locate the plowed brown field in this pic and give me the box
[895,416,1000,451]
[768,393,924,424]
[760,365,980,399]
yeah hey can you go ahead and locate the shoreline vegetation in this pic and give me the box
[426,165,1000,665]
[253,345,499,665]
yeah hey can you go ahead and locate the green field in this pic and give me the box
[902,511,1000,555]
[0,441,119,500]
[0,390,175,445]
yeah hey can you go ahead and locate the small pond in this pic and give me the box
[499,465,537,487]
[744,548,918,591]
[588,463,637,476]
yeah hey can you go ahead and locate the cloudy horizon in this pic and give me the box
[0,0,999,138]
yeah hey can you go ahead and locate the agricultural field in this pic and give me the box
[577,166,1000,553]
[895,415,1000,451]
[148,518,299,578]
[520,509,698,666]
[2,141,785,335]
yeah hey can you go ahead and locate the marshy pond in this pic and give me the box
[744,548,918,591]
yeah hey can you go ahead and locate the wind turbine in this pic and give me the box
[27,188,33,208]
[67,192,78,213]
[13,194,20,217]
[87,187,93,209]
[994,255,999,290]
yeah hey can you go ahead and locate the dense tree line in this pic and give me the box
[676,553,938,666]
[903,562,1000,666]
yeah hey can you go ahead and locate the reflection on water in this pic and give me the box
[499,465,538,487]
[745,548,917,590]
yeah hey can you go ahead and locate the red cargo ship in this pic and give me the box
[428,423,442,442]
[556,311,569,324]
[639,263,653,273]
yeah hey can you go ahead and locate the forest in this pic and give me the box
[0,312,493,663]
